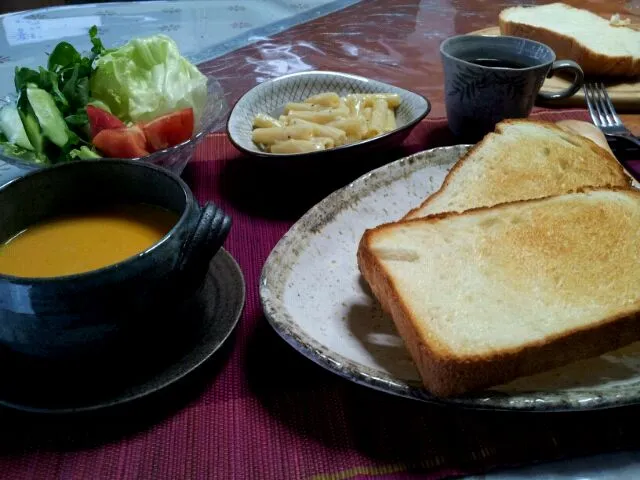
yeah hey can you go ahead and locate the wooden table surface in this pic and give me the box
[200,0,640,136]
[2,0,638,135]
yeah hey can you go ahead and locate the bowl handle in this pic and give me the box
[178,202,232,293]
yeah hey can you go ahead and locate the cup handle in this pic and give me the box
[177,202,232,293]
[537,60,584,101]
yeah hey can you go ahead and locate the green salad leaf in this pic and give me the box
[47,42,82,72]
[69,146,101,160]
[14,68,40,92]
[62,67,90,111]
[90,34,207,124]
[0,132,48,164]
[5,27,108,164]
[89,25,108,57]
[64,111,89,127]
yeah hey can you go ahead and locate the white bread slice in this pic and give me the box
[358,188,640,397]
[555,119,614,155]
[499,3,640,77]
[403,120,630,220]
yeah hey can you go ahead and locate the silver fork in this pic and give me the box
[584,82,640,148]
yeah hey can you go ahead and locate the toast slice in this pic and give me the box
[499,3,640,77]
[555,119,614,156]
[403,120,631,220]
[358,189,640,397]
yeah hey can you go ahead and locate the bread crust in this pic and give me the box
[498,10,640,77]
[402,119,631,221]
[358,188,640,397]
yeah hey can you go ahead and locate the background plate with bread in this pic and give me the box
[472,2,640,110]
[260,119,640,411]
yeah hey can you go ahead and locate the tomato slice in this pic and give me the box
[86,105,125,139]
[141,108,194,152]
[92,126,149,159]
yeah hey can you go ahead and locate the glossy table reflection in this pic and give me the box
[201,0,640,135]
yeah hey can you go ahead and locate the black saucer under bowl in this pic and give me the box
[0,248,245,414]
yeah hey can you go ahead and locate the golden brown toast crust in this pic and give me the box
[402,119,631,221]
[358,188,640,397]
[498,12,640,77]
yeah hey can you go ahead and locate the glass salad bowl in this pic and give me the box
[0,75,229,178]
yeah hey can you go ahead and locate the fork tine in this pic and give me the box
[584,83,602,127]
[594,83,615,127]
[590,83,609,127]
[598,82,622,126]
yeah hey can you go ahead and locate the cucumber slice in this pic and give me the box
[20,110,44,154]
[26,87,69,148]
[0,105,34,150]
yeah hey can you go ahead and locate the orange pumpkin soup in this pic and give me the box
[0,204,179,278]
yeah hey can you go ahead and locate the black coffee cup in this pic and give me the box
[441,34,584,141]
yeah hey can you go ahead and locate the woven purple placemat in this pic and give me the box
[2,110,640,480]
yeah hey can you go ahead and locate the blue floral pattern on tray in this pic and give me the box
[0,0,361,98]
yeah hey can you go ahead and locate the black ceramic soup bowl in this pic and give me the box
[0,159,231,360]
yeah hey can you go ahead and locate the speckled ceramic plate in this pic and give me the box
[227,70,430,160]
[0,249,245,414]
[260,145,640,412]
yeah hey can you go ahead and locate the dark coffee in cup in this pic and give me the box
[462,57,532,69]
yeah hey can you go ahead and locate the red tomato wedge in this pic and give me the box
[86,105,125,139]
[92,126,150,159]
[141,108,195,152]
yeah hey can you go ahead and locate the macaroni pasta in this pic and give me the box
[251,92,401,153]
